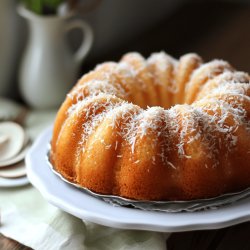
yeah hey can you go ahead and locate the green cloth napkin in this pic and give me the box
[0,185,168,250]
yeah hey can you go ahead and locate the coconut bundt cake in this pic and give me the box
[50,52,250,201]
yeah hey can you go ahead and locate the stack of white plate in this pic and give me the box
[0,122,30,187]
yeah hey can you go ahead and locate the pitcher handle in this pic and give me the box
[65,19,94,64]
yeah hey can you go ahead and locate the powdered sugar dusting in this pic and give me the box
[147,51,177,73]
[185,60,233,95]
[116,62,138,79]
[67,79,127,102]
[193,94,250,162]
[147,51,178,93]
[122,107,163,150]
[57,52,250,172]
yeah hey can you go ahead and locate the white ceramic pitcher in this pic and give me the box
[17,5,93,109]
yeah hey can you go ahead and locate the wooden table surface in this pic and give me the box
[2,0,250,249]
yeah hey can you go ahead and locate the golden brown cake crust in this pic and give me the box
[50,52,250,201]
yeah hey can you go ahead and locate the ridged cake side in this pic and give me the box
[51,52,250,201]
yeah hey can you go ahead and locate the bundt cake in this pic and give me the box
[50,52,250,201]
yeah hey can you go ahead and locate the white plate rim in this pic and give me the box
[26,126,250,232]
[0,175,29,187]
